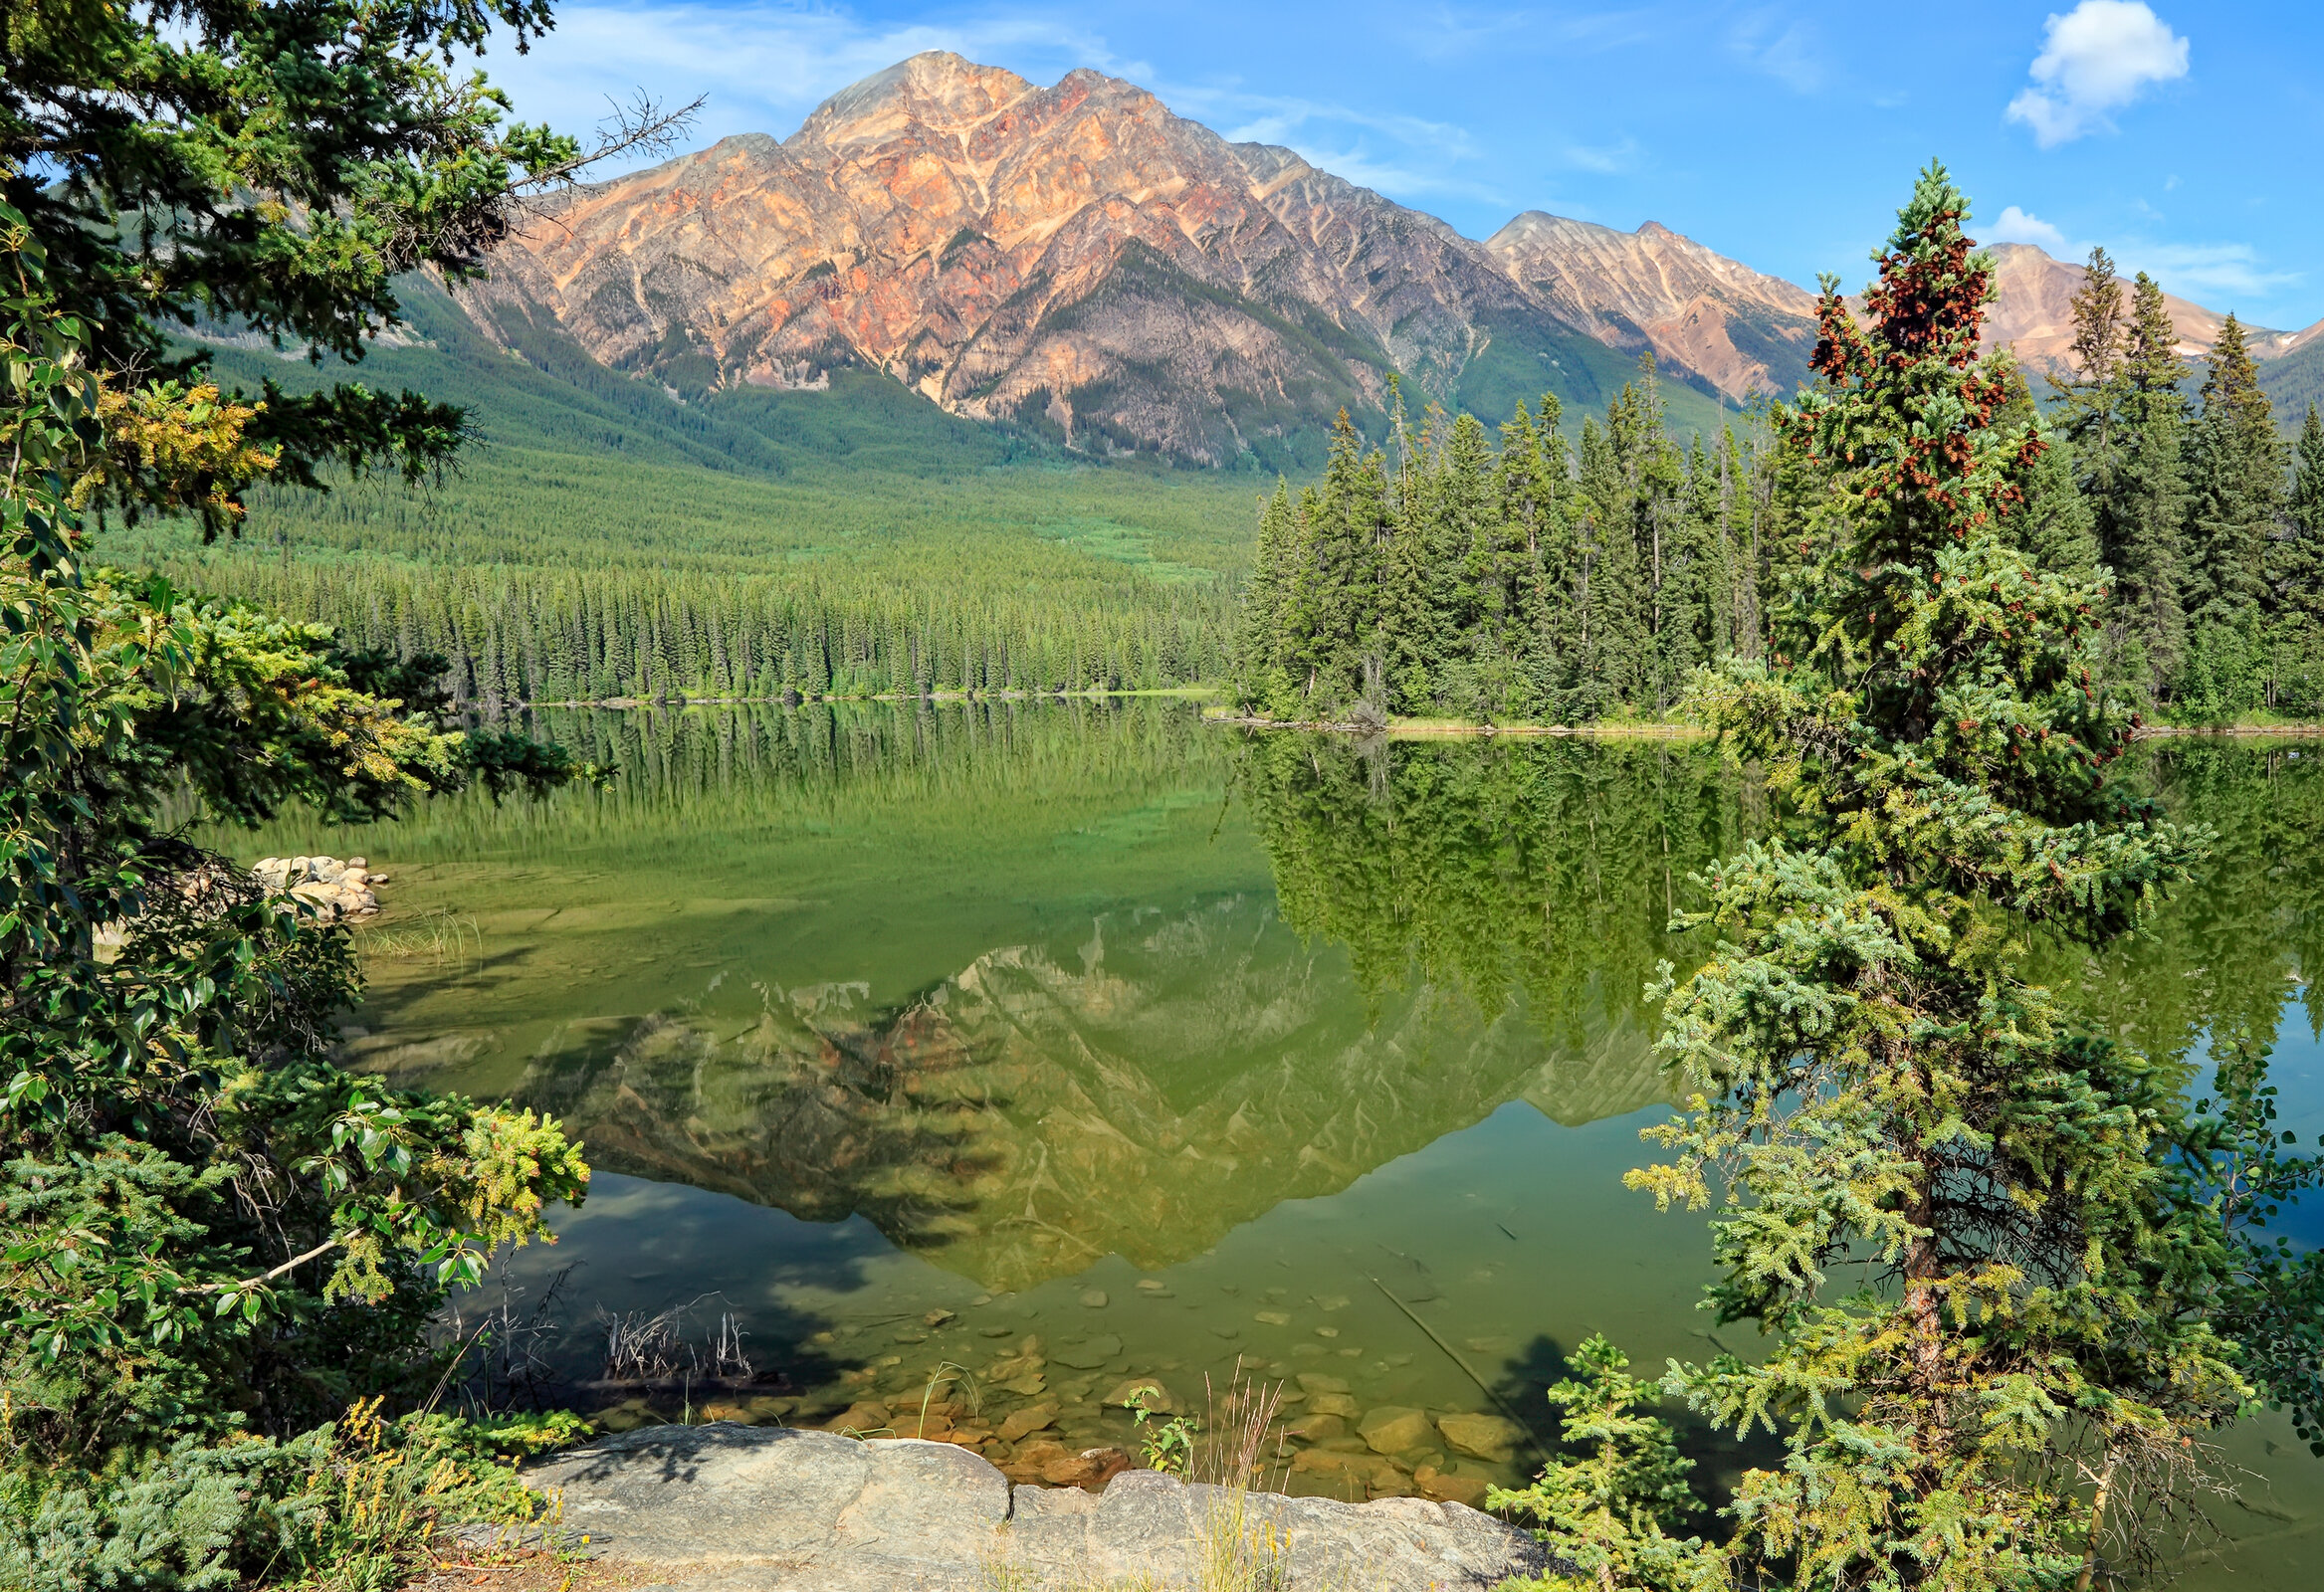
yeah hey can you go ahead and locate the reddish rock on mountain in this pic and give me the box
[1485,211,1819,399]
[460,51,1599,465]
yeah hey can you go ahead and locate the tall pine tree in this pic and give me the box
[2271,403,2324,714]
[2180,313,2281,716]
[2102,274,2193,703]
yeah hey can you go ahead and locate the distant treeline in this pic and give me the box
[1234,369,1800,723]
[1236,263,2324,724]
[134,556,1236,703]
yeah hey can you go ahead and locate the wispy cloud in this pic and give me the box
[1389,4,1531,65]
[1276,145,1511,207]
[2121,241,2300,303]
[1975,205,2294,305]
[2007,1,2190,148]
[1561,136,1642,176]
[1388,4,1660,63]
[1727,10,1825,94]
[475,2,1148,170]
[1171,85,1503,202]
[1202,94,1476,159]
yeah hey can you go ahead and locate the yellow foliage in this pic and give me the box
[75,377,280,527]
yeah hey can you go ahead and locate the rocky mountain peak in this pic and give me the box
[455,53,2318,461]
[794,51,1035,146]
[1979,240,2268,372]
[457,54,1596,465]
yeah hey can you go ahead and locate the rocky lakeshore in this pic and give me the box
[583,1325,1526,1511]
[252,854,386,921]
[517,1424,1555,1591]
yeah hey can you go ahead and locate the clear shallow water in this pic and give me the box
[220,705,2324,1583]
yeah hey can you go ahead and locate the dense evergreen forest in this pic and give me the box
[1235,255,2324,725]
[125,554,1235,704]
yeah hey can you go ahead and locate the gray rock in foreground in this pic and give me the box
[524,1424,1553,1591]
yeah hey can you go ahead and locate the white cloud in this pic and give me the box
[1988,205,2072,254]
[2006,1,2189,148]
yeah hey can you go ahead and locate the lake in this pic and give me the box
[219,702,2324,1586]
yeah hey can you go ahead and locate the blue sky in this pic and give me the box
[478,1,2324,330]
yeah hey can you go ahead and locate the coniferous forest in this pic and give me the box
[1234,264,2324,726]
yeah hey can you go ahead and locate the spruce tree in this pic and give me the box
[1234,482,1296,711]
[1578,412,1652,714]
[1679,432,1732,668]
[1530,396,1591,715]
[2180,314,2281,716]
[1478,401,1562,717]
[1281,414,1389,717]
[2272,404,2324,714]
[1718,426,1762,659]
[1626,166,2322,1590]
[2098,275,2193,703]
[1490,1337,1723,1592]
[1999,371,2098,577]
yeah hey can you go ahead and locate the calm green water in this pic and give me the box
[221,704,2324,1584]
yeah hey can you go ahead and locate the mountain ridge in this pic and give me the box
[457,51,2324,465]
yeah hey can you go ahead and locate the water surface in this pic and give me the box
[221,706,2324,1583]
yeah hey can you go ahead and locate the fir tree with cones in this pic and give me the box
[1548,164,2324,1592]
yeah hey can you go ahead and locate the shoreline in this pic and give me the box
[1201,710,2324,741]
[513,686,1218,709]
[486,693,2324,740]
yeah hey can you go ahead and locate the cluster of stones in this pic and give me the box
[252,855,387,922]
[594,1297,1526,1509]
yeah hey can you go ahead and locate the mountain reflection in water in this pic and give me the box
[339,713,1753,1292]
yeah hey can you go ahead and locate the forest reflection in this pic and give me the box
[324,708,2324,1286]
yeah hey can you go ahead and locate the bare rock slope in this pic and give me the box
[1486,210,1819,399]
[459,52,1654,463]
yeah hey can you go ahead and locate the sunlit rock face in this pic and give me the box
[1484,212,1820,401]
[458,51,2321,458]
[498,894,1666,1293]
[456,51,1609,463]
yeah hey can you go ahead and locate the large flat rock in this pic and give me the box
[524,1424,1553,1591]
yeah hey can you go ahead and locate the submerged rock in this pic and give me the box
[1359,1406,1433,1456]
[524,1424,1554,1591]
[1435,1412,1525,1463]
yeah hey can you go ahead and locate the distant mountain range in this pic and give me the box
[458,51,2324,466]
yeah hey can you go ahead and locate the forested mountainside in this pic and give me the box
[456,51,2321,471]
[105,277,1252,702]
